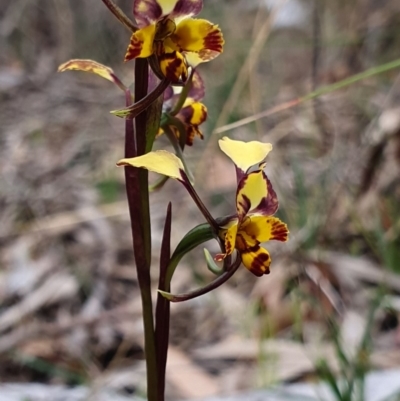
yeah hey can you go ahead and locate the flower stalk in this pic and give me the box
[123,58,159,401]
[101,0,138,32]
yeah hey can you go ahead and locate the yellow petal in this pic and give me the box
[235,225,257,251]
[224,222,238,256]
[214,217,239,261]
[183,51,204,67]
[240,246,271,276]
[172,19,224,60]
[58,59,116,82]
[219,137,273,172]
[157,0,180,15]
[236,170,268,221]
[215,220,239,262]
[179,101,207,125]
[125,24,156,61]
[117,150,184,180]
[241,216,289,243]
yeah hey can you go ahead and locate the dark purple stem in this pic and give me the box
[180,172,220,233]
[164,256,242,302]
[155,203,172,401]
[124,59,158,401]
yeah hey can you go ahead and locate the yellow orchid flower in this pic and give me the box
[160,70,207,145]
[117,137,289,276]
[215,137,289,276]
[125,0,224,82]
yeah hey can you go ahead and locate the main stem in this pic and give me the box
[124,59,158,401]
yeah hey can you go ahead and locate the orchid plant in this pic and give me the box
[58,1,288,400]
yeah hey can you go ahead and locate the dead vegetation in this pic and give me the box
[1,0,400,399]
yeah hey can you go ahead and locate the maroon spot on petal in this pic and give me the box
[225,235,234,254]
[252,174,279,216]
[235,233,247,252]
[124,38,143,61]
[203,26,224,53]
[238,194,251,217]
[178,105,194,124]
[241,246,270,277]
[271,221,289,242]
[236,177,252,217]
[184,125,203,146]
[159,52,186,82]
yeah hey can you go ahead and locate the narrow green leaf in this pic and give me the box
[158,290,174,301]
[204,248,224,275]
[166,223,215,285]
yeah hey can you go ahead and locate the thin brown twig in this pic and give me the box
[101,0,138,32]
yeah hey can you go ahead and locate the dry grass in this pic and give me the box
[1,0,400,399]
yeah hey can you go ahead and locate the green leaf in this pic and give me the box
[204,248,224,275]
[157,290,174,301]
[166,223,215,285]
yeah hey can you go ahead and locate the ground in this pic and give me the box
[1,0,400,400]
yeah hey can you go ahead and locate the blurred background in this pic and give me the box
[1,0,400,399]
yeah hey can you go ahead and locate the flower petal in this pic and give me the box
[134,0,202,27]
[157,0,181,15]
[134,0,163,27]
[170,0,203,22]
[236,170,269,221]
[163,85,174,101]
[172,19,224,60]
[251,175,279,216]
[240,246,271,276]
[219,137,273,174]
[185,124,204,145]
[214,221,239,262]
[171,101,206,145]
[188,70,205,100]
[159,51,188,82]
[58,59,120,84]
[178,101,207,125]
[117,150,185,180]
[241,216,289,243]
[225,223,238,256]
[125,24,156,61]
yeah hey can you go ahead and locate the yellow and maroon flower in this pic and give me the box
[161,70,207,145]
[214,137,289,276]
[116,137,289,277]
[125,0,224,82]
